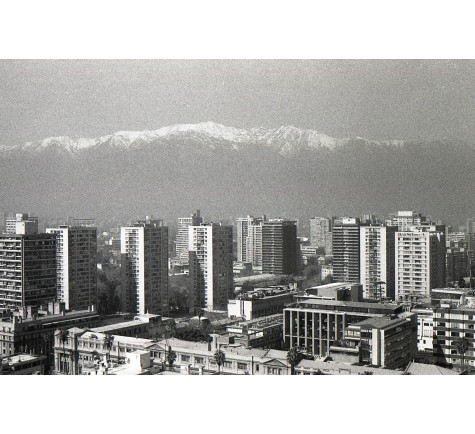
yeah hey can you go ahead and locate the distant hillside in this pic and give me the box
[0,122,473,224]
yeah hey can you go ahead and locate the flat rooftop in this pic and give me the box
[2,353,46,365]
[291,299,402,313]
[296,358,401,375]
[353,316,408,330]
[1,309,99,325]
[306,282,356,291]
[405,362,458,375]
[92,319,151,333]
[234,274,283,284]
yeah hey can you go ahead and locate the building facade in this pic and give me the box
[4,213,38,235]
[309,217,333,254]
[386,210,426,231]
[359,225,396,300]
[236,215,266,267]
[433,304,475,368]
[227,286,295,320]
[0,233,57,312]
[175,210,202,265]
[332,218,360,284]
[121,217,169,316]
[395,224,446,302]
[46,221,97,311]
[261,219,298,275]
[283,299,405,357]
[188,223,234,311]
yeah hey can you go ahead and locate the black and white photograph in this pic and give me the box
[1,1,473,433]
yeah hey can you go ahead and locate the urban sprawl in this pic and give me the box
[0,210,473,376]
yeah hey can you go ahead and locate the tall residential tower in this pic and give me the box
[175,210,203,265]
[46,219,97,311]
[261,219,298,275]
[0,233,57,312]
[188,223,234,311]
[121,217,169,315]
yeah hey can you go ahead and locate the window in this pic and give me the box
[237,362,247,370]
[181,355,190,362]
[195,357,204,364]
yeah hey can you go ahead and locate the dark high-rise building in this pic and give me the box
[46,220,97,311]
[261,219,298,275]
[446,247,469,285]
[309,217,333,253]
[0,233,57,312]
[332,217,361,284]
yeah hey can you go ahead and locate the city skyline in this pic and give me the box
[2,1,471,432]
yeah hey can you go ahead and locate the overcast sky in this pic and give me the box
[0,59,474,147]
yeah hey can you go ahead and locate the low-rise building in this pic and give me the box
[150,337,291,375]
[90,313,173,340]
[283,298,407,357]
[0,303,100,360]
[301,282,363,302]
[54,328,155,375]
[343,313,417,369]
[225,314,283,349]
[228,286,295,320]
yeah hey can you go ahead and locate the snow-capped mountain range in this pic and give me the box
[0,121,406,157]
[0,121,472,224]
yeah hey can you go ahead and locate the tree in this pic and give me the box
[214,349,226,374]
[454,337,470,371]
[321,274,334,285]
[103,334,114,363]
[286,347,304,375]
[58,329,70,374]
[167,350,177,367]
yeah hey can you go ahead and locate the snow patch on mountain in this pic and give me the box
[4,121,409,157]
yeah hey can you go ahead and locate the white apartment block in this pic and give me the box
[121,217,169,316]
[386,210,426,231]
[5,213,38,235]
[359,225,396,300]
[46,222,97,311]
[245,222,263,267]
[309,217,332,253]
[395,225,446,302]
[188,223,233,311]
[236,215,265,265]
[175,210,202,264]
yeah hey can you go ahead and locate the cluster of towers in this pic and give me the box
[0,213,97,313]
[310,211,448,303]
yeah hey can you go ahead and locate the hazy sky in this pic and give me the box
[0,59,474,147]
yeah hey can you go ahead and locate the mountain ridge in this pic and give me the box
[1,121,412,157]
[0,121,474,225]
